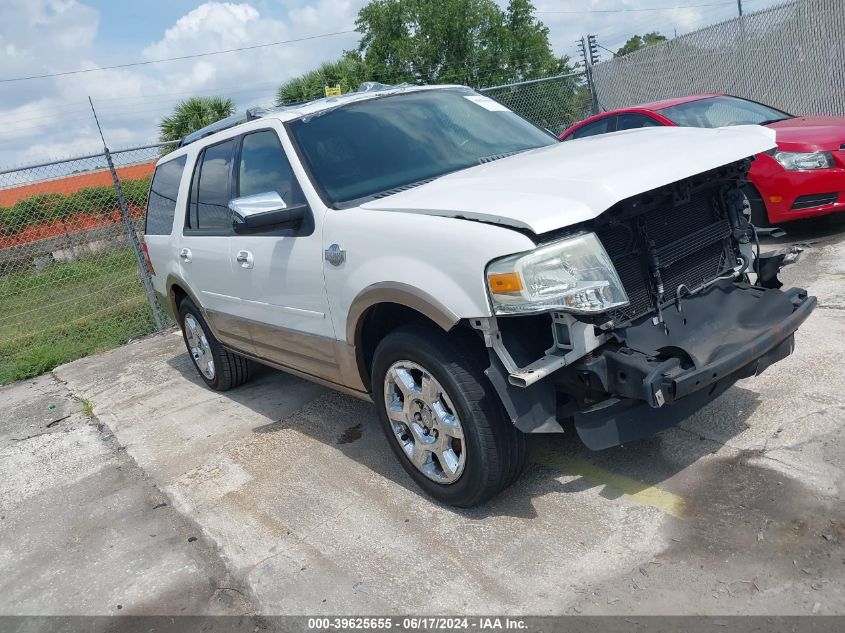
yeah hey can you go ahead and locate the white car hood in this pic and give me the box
[361,125,776,235]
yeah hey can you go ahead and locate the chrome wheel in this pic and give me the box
[184,314,215,380]
[383,360,466,483]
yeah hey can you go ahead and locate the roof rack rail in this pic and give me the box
[179,112,247,147]
[178,83,409,148]
[178,103,302,147]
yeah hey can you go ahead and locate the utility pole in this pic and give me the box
[577,35,600,115]
[737,0,743,16]
[577,37,588,70]
[587,34,600,66]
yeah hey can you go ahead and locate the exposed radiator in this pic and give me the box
[596,183,734,323]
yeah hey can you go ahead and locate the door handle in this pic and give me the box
[179,248,192,263]
[236,250,254,269]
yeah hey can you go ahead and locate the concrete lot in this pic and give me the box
[0,375,252,615]
[3,223,844,616]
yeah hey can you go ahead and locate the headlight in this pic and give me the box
[486,232,629,315]
[774,151,834,171]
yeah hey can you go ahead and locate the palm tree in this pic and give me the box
[158,96,236,143]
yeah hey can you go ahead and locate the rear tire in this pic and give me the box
[371,323,526,507]
[178,297,253,391]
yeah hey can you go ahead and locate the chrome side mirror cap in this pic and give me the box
[228,191,306,232]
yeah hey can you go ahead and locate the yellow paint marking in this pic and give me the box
[818,273,845,281]
[533,448,687,519]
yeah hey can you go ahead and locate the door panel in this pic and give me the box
[229,129,337,378]
[232,234,338,375]
[179,236,252,352]
[180,138,254,354]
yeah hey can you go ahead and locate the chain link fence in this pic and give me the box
[592,0,845,116]
[0,143,176,384]
[0,74,593,384]
[480,71,592,135]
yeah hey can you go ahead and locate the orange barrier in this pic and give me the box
[0,161,156,207]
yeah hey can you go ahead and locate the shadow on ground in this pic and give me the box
[166,350,760,520]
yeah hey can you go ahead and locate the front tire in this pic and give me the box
[371,323,526,507]
[178,298,253,391]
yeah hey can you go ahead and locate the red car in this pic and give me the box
[560,94,845,226]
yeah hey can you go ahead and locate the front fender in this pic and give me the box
[323,209,536,344]
[346,282,460,344]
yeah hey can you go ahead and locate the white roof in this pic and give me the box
[257,83,463,122]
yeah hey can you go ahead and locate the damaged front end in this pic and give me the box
[477,159,817,449]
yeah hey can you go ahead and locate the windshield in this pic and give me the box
[659,95,793,128]
[288,88,556,206]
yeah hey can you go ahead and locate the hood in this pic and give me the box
[361,125,776,235]
[767,116,845,152]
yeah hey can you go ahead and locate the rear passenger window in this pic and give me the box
[238,130,304,207]
[145,155,187,235]
[186,138,236,231]
[570,116,616,140]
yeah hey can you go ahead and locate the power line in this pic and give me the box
[596,43,619,58]
[0,79,289,125]
[586,0,748,45]
[536,1,739,14]
[0,29,357,84]
[1,82,282,125]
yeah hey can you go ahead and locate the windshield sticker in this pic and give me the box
[464,95,510,112]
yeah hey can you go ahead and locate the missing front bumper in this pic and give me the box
[483,281,816,448]
[573,334,795,450]
[571,282,815,449]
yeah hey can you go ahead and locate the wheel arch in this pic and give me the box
[165,274,204,323]
[347,283,465,391]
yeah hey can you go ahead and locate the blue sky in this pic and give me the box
[0,0,787,166]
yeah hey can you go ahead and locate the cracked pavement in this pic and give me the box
[3,221,844,615]
[0,375,253,616]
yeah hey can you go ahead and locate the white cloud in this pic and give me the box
[2,0,99,64]
[139,1,362,96]
[0,0,787,168]
[143,3,265,61]
[0,0,363,166]
[17,127,139,164]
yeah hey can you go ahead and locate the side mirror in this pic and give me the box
[229,191,307,232]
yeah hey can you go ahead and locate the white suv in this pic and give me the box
[144,84,815,506]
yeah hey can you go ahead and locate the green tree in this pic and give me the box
[277,51,370,104]
[158,96,235,143]
[353,0,561,87]
[277,0,569,102]
[616,32,668,57]
[504,0,556,81]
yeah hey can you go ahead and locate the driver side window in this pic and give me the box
[616,113,662,131]
[238,130,304,207]
[570,116,616,140]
